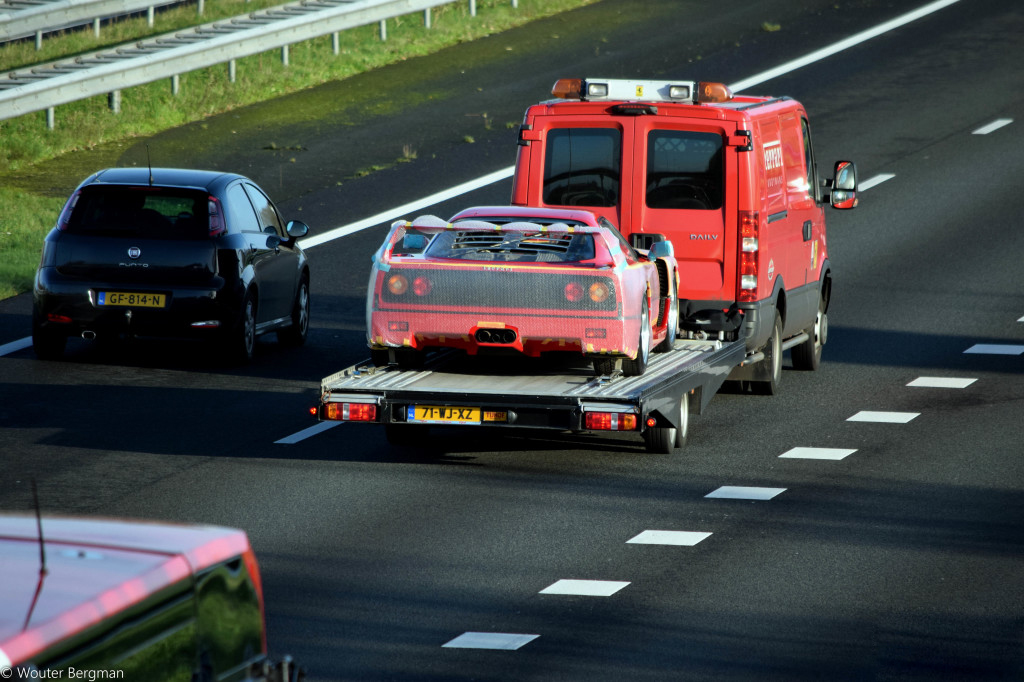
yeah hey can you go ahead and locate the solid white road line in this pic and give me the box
[626,530,712,546]
[779,447,858,461]
[728,0,962,92]
[0,337,32,357]
[540,579,630,597]
[972,119,1013,135]
[858,173,896,191]
[847,411,919,423]
[907,377,977,388]
[442,632,539,650]
[705,486,786,501]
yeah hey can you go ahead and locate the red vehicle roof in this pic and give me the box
[0,515,252,666]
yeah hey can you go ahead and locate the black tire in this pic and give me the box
[230,291,257,363]
[371,348,391,367]
[752,312,782,395]
[591,356,619,376]
[654,276,678,354]
[643,395,689,454]
[278,276,310,347]
[792,295,827,371]
[621,298,651,377]
[32,320,66,360]
[396,349,425,370]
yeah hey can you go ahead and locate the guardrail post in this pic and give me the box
[108,90,121,113]
[378,19,386,41]
[469,0,476,17]
[424,8,430,29]
[331,32,339,55]
[172,74,180,95]
[229,59,237,82]
[197,0,204,16]
[281,45,289,66]
[93,17,100,38]
[35,31,42,51]
[46,107,55,130]
[147,7,155,27]
[511,0,518,7]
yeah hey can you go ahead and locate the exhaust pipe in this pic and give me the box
[81,330,96,340]
[475,328,517,344]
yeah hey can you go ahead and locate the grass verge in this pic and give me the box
[0,0,598,300]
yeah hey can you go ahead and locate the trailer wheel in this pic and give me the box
[643,395,689,454]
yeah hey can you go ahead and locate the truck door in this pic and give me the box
[777,112,823,291]
[522,119,634,231]
[633,119,735,306]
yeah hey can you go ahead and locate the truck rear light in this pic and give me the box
[325,402,377,422]
[387,274,409,295]
[208,195,225,237]
[737,211,760,302]
[585,411,638,431]
[695,82,733,103]
[551,78,583,99]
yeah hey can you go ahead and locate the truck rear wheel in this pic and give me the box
[643,395,689,454]
[751,312,782,396]
[792,295,827,371]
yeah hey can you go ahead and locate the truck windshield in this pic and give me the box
[543,128,621,208]
[646,130,723,210]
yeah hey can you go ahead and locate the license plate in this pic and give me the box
[409,405,481,425]
[98,291,166,308]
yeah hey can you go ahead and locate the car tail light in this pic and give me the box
[737,211,759,302]
[585,328,606,339]
[413,276,432,296]
[208,195,226,237]
[565,281,584,302]
[588,281,610,303]
[585,411,638,431]
[325,402,378,422]
[387,274,409,295]
[46,313,73,324]
[55,190,81,231]
[388,321,409,332]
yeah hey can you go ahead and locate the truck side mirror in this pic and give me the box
[827,161,858,209]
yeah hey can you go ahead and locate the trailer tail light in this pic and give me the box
[585,411,638,431]
[208,195,225,237]
[737,211,760,302]
[324,402,377,422]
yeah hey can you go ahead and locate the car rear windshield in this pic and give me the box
[425,229,596,263]
[66,186,210,239]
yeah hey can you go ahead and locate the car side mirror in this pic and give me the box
[286,220,310,239]
[827,160,858,209]
[266,234,282,249]
[402,233,428,251]
[648,240,675,260]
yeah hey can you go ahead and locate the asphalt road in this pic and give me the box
[1,0,1023,680]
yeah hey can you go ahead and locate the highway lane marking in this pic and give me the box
[964,344,1024,356]
[859,173,895,191]
[728,0,962,92]
[540,579,630,597]
[847,411,919,423]
[275,420,342,444]
[779,447,858,461]
[627,530,712,546]
[907,377,977,388]
[442,632,539,650]
[972,118,1013,135]
[0,337,32,357]
[705,486,786,500]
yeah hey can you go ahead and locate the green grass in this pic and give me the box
[0,0,598,300]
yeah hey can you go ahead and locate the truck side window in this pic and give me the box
[801,118,819,203]
[543,128,621,208]
[646,130,723,210]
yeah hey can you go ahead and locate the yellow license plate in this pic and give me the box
[98,291,166,308]
[409,405,481,425]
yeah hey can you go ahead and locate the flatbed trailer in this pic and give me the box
[315,337,745,453]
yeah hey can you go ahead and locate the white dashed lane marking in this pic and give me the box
[540,580,630,597]
[627,530,712,546]
[972,119,1013,135]
[442,633,539,650]
[964,344,1024,356]
[705,486,786,501]
[907,377,977,388]
[847,411,919,424]
[779,447,858,460]
[858,173,896,191]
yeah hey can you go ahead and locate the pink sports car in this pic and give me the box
[366,206,679,376]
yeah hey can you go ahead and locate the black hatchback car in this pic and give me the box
[32,167,311,362]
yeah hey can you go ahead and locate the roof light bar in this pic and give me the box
[551,78,732,104]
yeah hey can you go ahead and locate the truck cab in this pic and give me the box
[512,78,857,392]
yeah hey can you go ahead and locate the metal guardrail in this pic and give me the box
[1,0,185,45]
[1,0,506,128]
